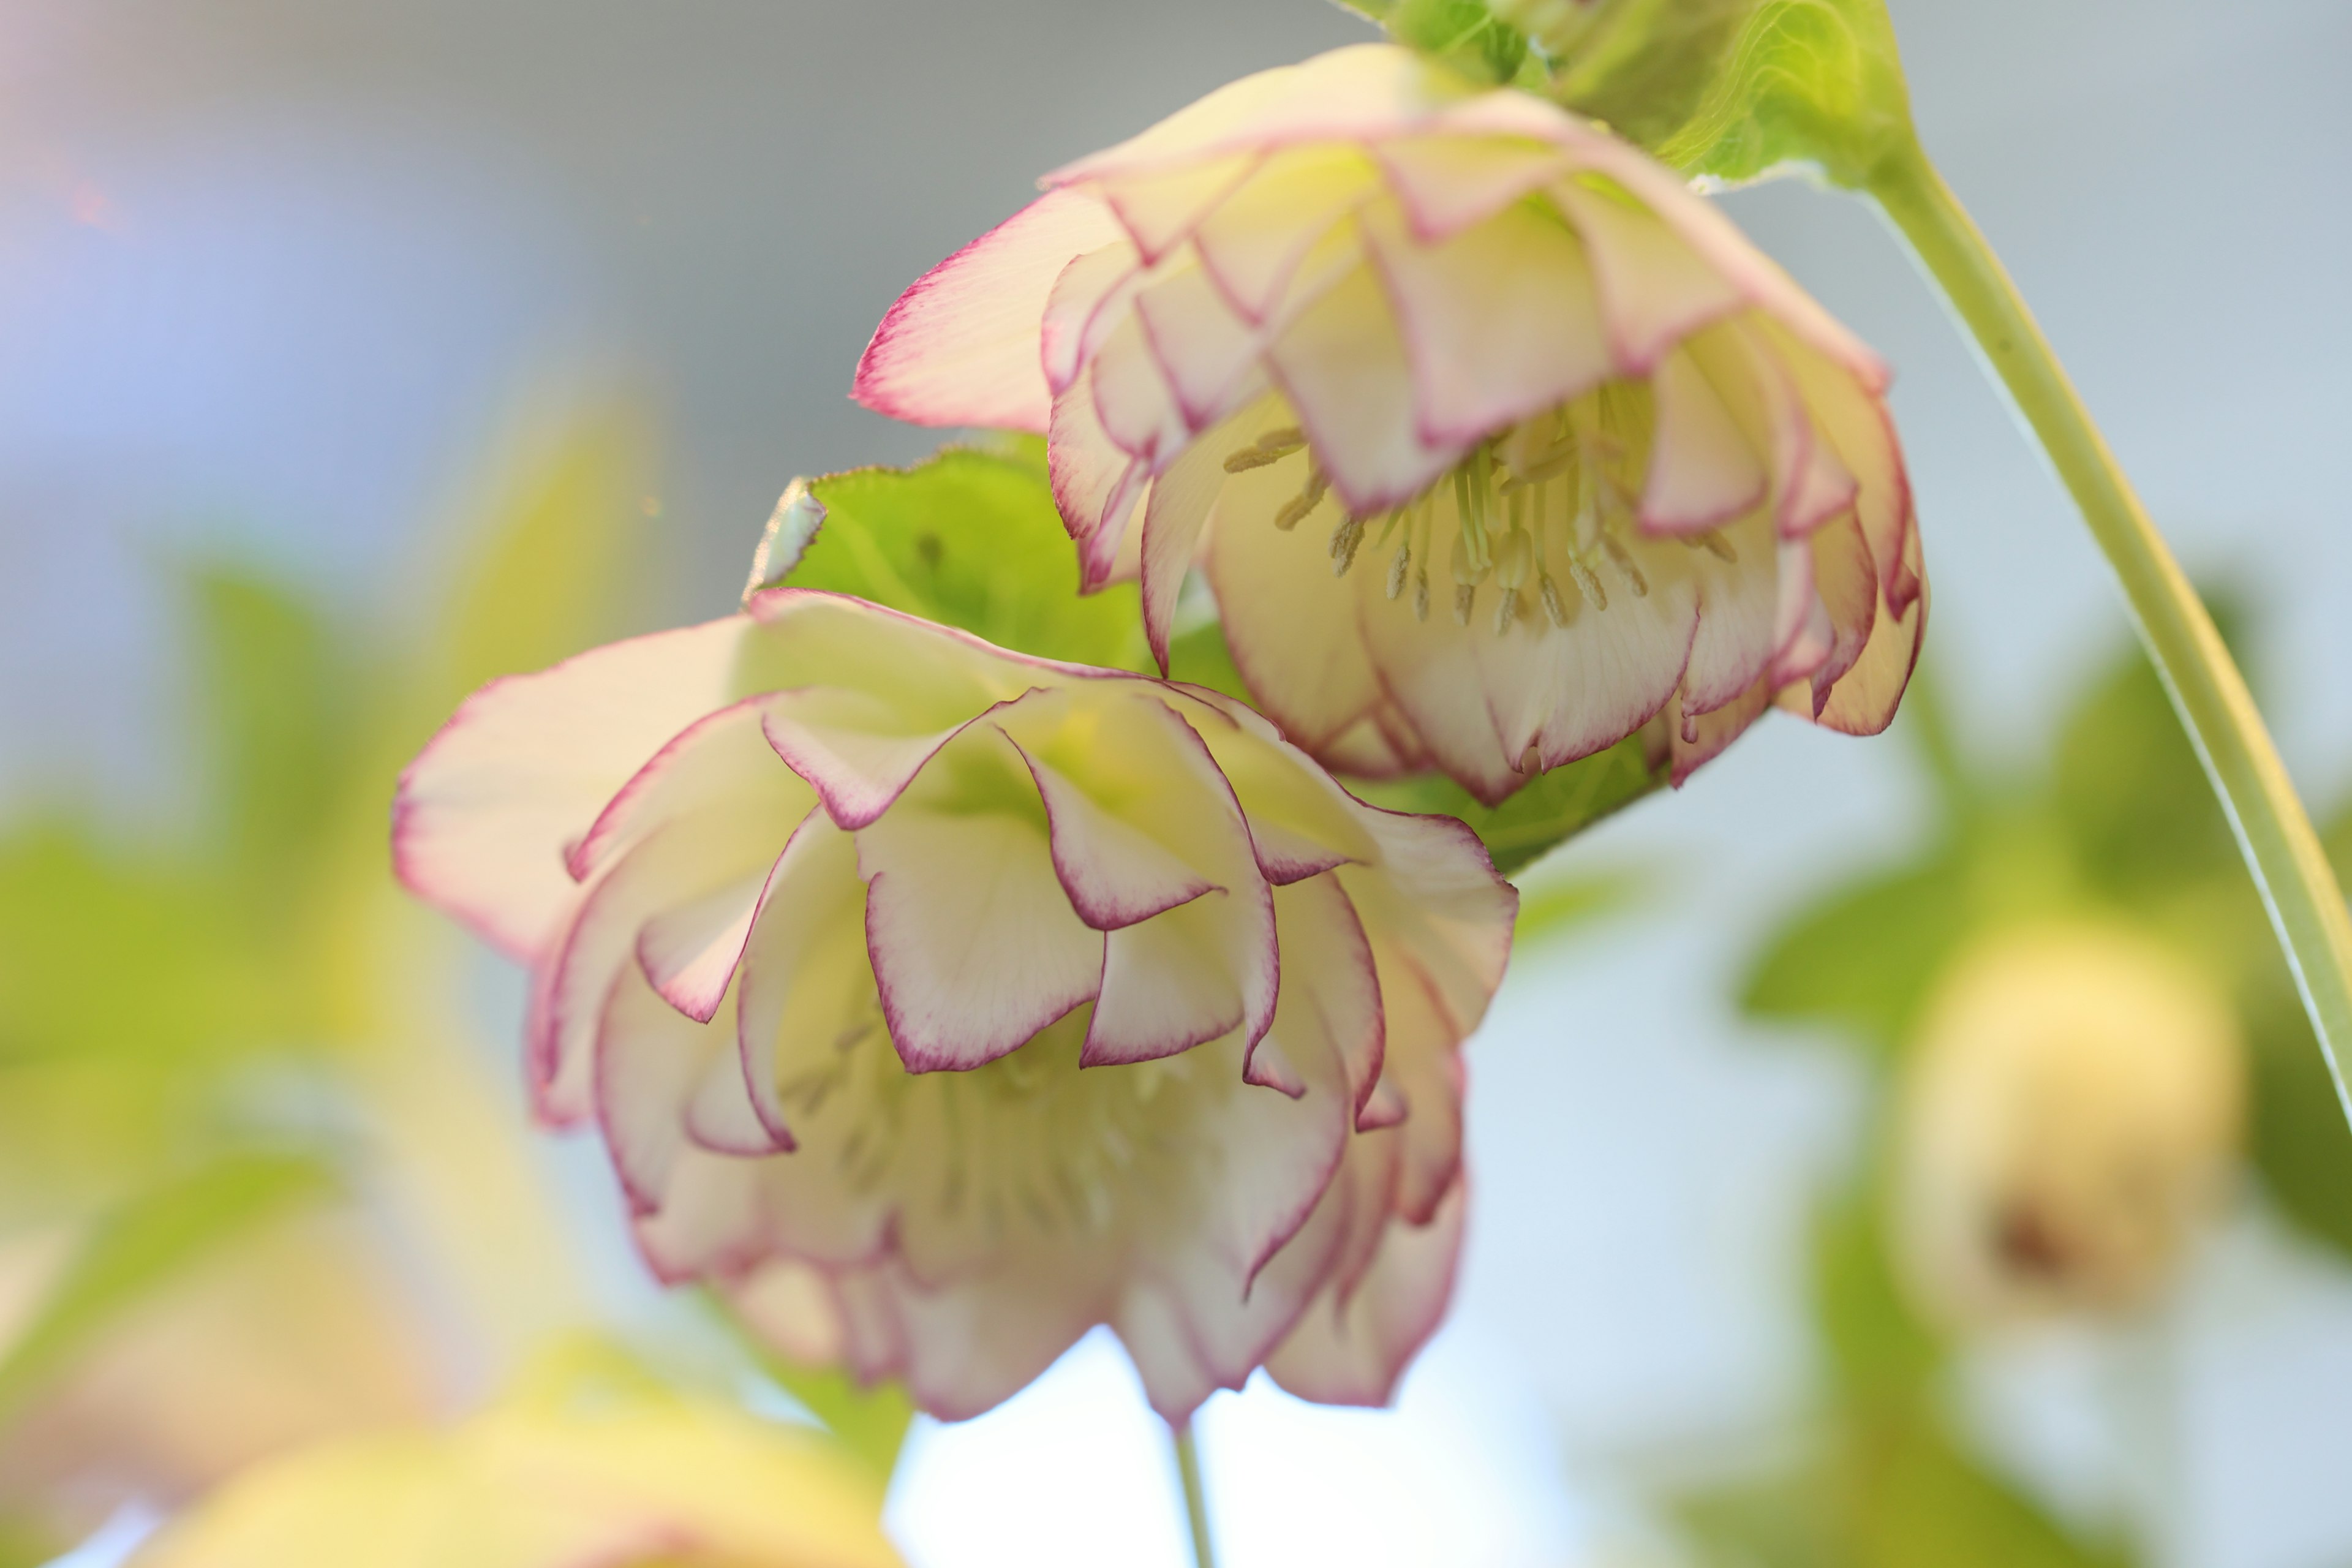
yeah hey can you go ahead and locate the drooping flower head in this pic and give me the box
[394,591,1513,1423]
[856,43,1924,800]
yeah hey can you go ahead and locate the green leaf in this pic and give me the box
[1739,853,1972,1050]
[1390,0,1529,83]
[439,400,654,706]
[2053,642,2242,900]
[1534,0,1915,189]
[186,568,359,902]
[0,1152,333,1422]
[754,441,1152,671]
[1355,734,1664,876]
[753,1355,916,1490]
[1514,867,1644,943]
[2239,799,2352,1262]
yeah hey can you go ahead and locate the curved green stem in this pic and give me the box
[1174,1424,1219,1568]
[1866,138,2352,1129]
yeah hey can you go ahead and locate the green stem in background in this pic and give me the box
[1174,1424,1219,1568]
[1866,137,2352,1131]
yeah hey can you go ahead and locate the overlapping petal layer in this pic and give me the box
[396,590,1515,1423]
[856,43,1926,802]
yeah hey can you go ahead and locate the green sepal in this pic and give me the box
[1388,0,1529,85]
[1521,0,1916,190]
[1353,734,1663,876]
[747,439,1152,674]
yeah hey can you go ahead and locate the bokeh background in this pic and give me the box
[6,2,2352,1565]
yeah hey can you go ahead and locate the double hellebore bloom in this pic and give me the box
[856,43,1924,800]
[394,590,1515,1422]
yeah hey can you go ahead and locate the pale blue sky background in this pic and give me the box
[6,3,2352,1566]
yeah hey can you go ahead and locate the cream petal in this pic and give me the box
[1266,1177,1466,1408]
[1815,533,1927,736]
[884,1256,1117,1422]
[1266,261,1455,515]
[1350,586,1526,805]
[1088,311,1191,464]
[760,690,975,833]
[1194,145,1381,323]
[1096,153,1261,265]
[393,616,753,961]
[635,858,772,1025]
[1041,241,1142,398]
[1047,44,1468,187]
[1762,319,1919,612]
[1666,678,1773,785]
[1049,373,1149,587]
[1011,739,1218,931]
[734,810,871,1153]
[1376,134,1575,241]
[1508,578,1700,775]
[568,698,796,883]
[852,186,1125,432]
[1133,255,1270,431]
[1202,444,1386,752]
[1269,872,1385,1113]
[1677,510,1785,717]
[1364,197,1611,448]
[1642,345,1768,536]
[853,724,1102,1073]
[544,801,801,1129]
[598,962,728,1218]
[1793,512,1878,698]
[1551,176,1745,375]
[1177,693,1382,880]
[1087,899,1250,1066]
[1138,401,1262,667]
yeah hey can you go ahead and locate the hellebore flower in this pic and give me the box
[393,590,1514,1422]
[855,42,1924,801]
[1893,924,2244,1328]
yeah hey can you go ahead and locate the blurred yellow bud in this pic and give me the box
[1891,922,2244,1330]
[129,1348,902,1568]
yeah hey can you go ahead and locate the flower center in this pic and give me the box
[772,996,1215,1245]
[1229,384,1741,636]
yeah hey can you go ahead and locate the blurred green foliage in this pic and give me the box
[0,402,914,1550]
[1697,603,2352,1567]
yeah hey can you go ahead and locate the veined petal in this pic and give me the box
[1551,176,1744,375]
[1194,145,1381,324]
[854,186,1125,432]
[1088,898,1249,1066]
[1267,1177,1465,1407]
[1134,256,1271,432]
[853,723,1102,1073]
[1815,533,1927,736]
[1138,402,1257,668]
[1677,510,1784,717]
[1641,345,1768,537]
[1042,243,1143,398]
[1363,197,1612,448]
[735,810,870,1153]
[1010,742,1216,931]
[570,698,801,883]
[1203,443,1386,752]
[393,616,753,960]
[1376,134,1575,242]
[1096,153,1260,265]
[1266,262,1454,516]
[1050,372,1149,587]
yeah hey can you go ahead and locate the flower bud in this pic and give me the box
[1891,923,2244,1329]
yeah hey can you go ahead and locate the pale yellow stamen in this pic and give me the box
[1330,514,1365,576]
[1274,463,1328,530]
